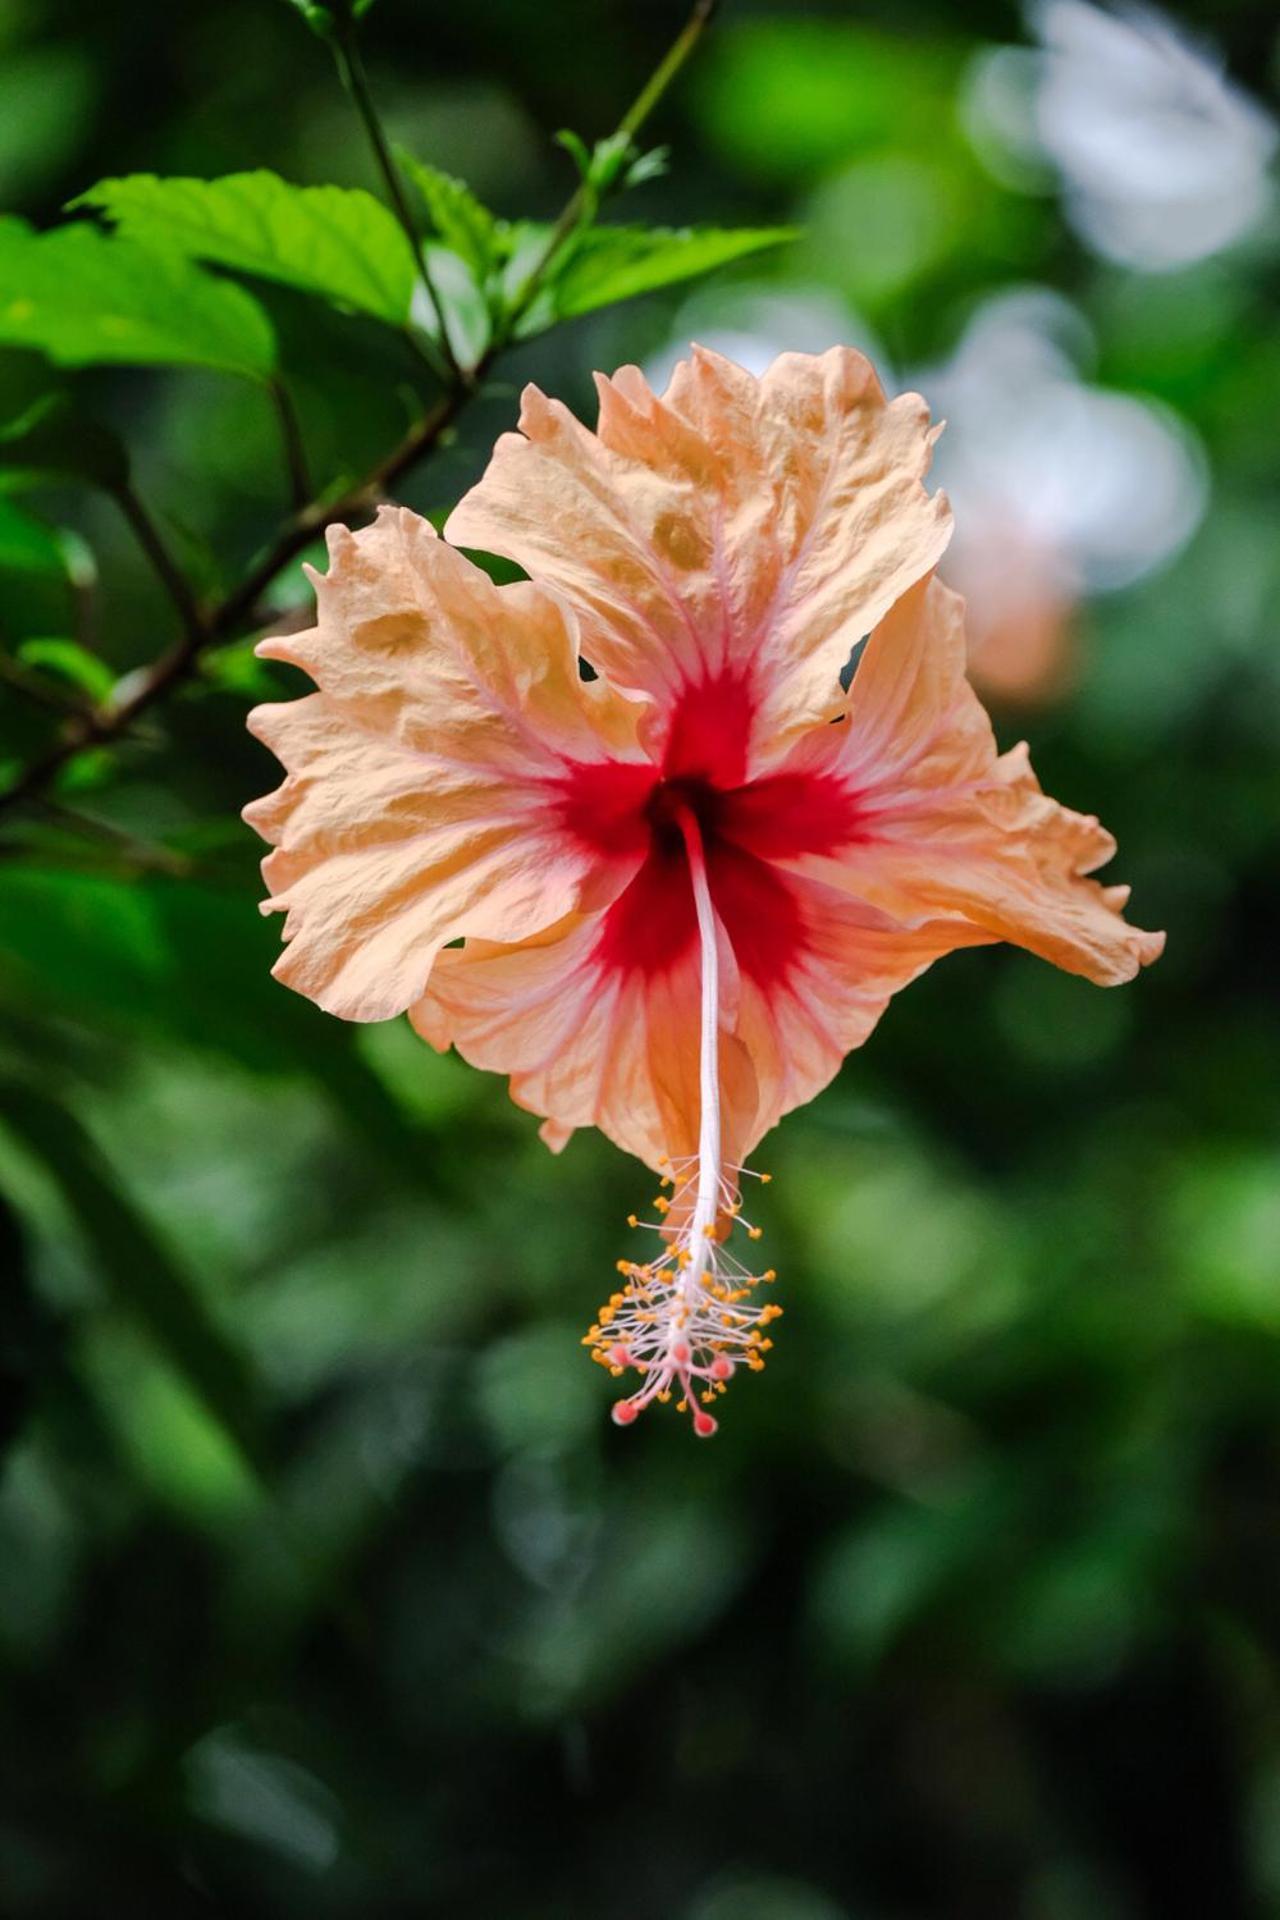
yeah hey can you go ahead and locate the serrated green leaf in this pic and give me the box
[72,172,417,326]
[0,218,276,377]
[17,638,115,703]
[520,223,797,334]
[0,395,128,493]
[0,499,73,576]
[396,152,497,284]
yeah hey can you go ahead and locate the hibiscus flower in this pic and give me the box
[245,346,1162,1437]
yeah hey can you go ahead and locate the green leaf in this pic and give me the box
[0,395,128,493]
[396,151,498,284]
[0,218,276,377]
[0,499,73,576]
[17,638,115,704]
[72,171,417,327]
[523,222,797,333]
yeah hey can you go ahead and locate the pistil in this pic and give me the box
[583,803,781,1435]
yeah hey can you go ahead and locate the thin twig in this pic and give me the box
[111,482,208,647]
[268,377,312,510]
[503,0,718,334]
[0,0,718,822]
[333,23,462,383]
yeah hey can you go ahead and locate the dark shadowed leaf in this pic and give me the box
[0,396,129,494]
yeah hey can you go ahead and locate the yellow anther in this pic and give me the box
[627,1214,639,1229]
[747,1224,763,1241]
[759,1172,772,1184]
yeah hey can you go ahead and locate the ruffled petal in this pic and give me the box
[775,574,1165,985]
[244,506,648,1020]
[445,345,952,758]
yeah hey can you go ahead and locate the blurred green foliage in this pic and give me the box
[0,1,1278,1916]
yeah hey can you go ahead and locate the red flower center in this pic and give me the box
[556,671,865,990]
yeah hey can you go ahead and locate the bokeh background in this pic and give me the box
[1,0,1279,1913]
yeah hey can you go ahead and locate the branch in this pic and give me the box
[0,387,469,815]
[112,481,208,648]
[268,377,312,510]
[0,0,718,823]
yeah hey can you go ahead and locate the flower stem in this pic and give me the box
[619,0,718,142]
[332,22,461,382]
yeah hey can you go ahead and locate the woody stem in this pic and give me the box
[673,804,722,1268]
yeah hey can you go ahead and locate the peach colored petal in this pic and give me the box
[775,574,1165,985]
[243,506,648,1020]
[445,344,952,758]
[411,884,990,1173]
[409,914,724,1170]
[725,887,994,1158]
